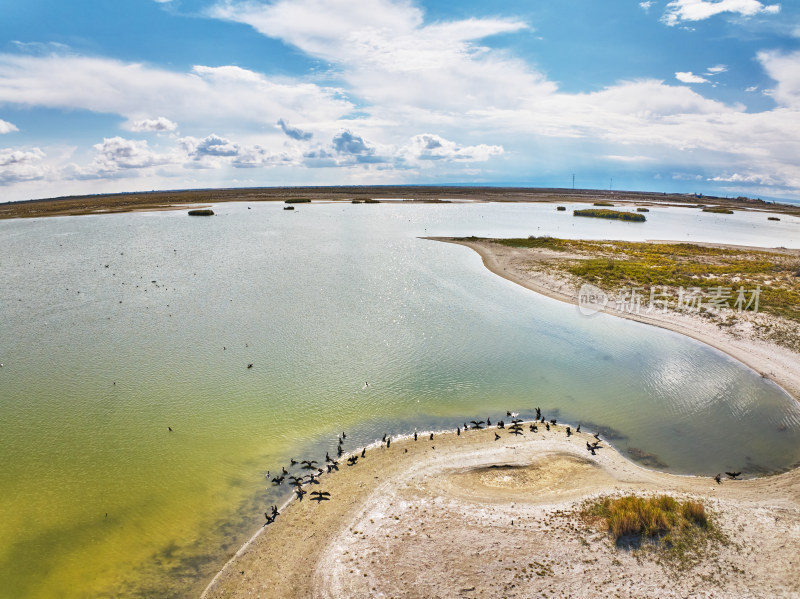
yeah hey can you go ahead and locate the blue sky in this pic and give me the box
[1,0,799,202]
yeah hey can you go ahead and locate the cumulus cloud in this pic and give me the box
[277,118,312,140]
[639,1,655,11]
[401,133,503,162]
[0,147,47,183]
[662,0,781,26]
[128,116,178,132]
[0,119,18,134]
[676,71,710,83]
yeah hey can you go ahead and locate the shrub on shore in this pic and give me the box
[188,209,214,216]
[593,201,614,206]
[768,216,780,221]
[581,494,722,569]
[702,206,734,214]
[284,198,311,204]
[574,209,646,222]
[557,206,567,211]
[637,207,650,212]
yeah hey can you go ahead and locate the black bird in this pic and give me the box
[337,445,343,457]
[498,420,505,429]
[295,488,306,500]
[326,452,332,463]
[506,411,512,417]
[576,424,581,433]
[470,420,485,430]
[726,471,742,480]
[594,432,601,441]
[342,432,346,439]
[530,424,538,432]
[301,460,318,469]
[566,426,571,437]
[288,475,303,485]
[586,441,593,451]
[590,447,596,455]
[487,417,491,426]
[512,418,523,425]
[347,455,359,465]
[429,433,434,441]
[414,432,418,441]
[361,448,366,458]
[494,432,501,441]
[535,407,541,419]
[550,419,557,426]
[247,363,253,369]
[264,513,275,525]
[271,475,285,485]
[382,433,387,442]
[272,505,279,517]
[714,473,722,484]
[457,427,461,436]
[282,466,289,476]
[290,458,298,466]
[310,491,331,502]
[545,423,550,431]
[386,437,391,448]
[168,426,172,432]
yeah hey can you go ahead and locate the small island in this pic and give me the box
[574,208,646,221]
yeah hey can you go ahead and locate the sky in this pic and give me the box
[1,0,799,202]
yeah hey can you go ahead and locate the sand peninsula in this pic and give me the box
[204,424,800,598]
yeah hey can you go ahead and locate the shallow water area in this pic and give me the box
[1,201,799,598]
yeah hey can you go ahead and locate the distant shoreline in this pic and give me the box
[431,236,800,404]
[3,185,800,220]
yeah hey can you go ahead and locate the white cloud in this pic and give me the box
[705,64,728,75]
[0,53,352,133]
[605,154,655,162]
[639,1,655,12]
[676,71,710,83]
[400,133,503,163]
[662,0,781,26]
[0,119,18,134]
[757,50,800,108]
[277,118,312,141]
[746,85,759,92]
[128,117,178,132]
[0,147,47,183]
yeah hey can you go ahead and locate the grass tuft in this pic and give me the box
[574,209,646,222]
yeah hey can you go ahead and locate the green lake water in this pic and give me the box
[1,201,799,598]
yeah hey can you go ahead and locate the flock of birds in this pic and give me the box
[258,406,745,528]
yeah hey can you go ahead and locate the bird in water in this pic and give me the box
[362,382,370,390]
[168,426,172,432]
[247,363,253,369]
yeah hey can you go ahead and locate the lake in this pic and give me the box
[1,201,799,598]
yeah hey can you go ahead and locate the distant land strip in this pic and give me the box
[2,186,799,219]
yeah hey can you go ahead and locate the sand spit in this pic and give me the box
[434,237,800,404]
[203,425,800,599]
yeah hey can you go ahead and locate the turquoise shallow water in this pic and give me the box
[1,201,799,598]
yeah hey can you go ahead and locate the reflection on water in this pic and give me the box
[1,201,799,598]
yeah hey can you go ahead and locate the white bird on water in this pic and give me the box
[362,382,370,390]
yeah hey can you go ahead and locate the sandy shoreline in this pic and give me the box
[203,424,800,598]
[433,237,800,404]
